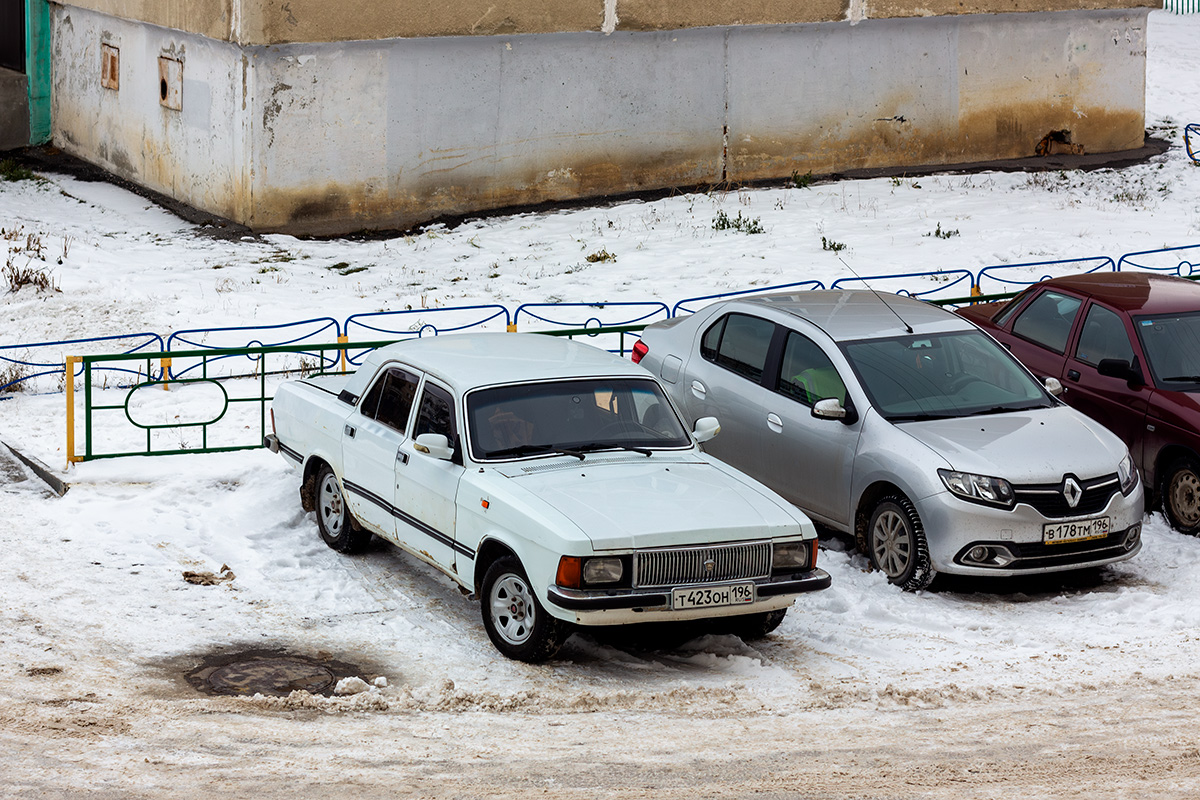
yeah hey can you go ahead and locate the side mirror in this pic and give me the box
[812,398,848,420]
[1097,358,1144,386]
[693,416,721,443]
[1043,377,1065,397]
[413,433,454,461]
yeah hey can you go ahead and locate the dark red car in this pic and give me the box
[958,272,1200,534]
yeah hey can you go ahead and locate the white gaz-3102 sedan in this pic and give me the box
[267,333,830,662]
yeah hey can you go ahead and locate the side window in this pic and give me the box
[359,367,420,432]
[1076,304,1134,366]
[1011,290,1083,354]
[701,313,775,382]
[991,287,1034,328]
[415,383,457,442]
[777,332,846,406]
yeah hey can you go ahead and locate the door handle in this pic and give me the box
[691,380,707,399]
[396,448,409,465]
[766,413,783,433]
[344,424,356,438]
[1067,369,1080,381]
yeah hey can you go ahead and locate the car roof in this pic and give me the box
[362,332,647,391]
[737,290,972,340]
[1036,271,1200,315]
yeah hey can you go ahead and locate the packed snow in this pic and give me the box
[2,11,1200,798]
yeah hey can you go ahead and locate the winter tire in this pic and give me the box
[314,463,371,554]
[481,556,570,662]
[1163,456,1200,535]
[868,495,935,591]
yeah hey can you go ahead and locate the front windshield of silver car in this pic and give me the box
[466,378,692,460]
[841,331,1053,422]
[1135,313,1200,387]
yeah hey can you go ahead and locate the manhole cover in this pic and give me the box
[185,649,363,697]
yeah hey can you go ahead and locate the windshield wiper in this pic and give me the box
[967,404,1044,417]
[572,442,653,457]
[1162,375,1200,383]
[487,443,585,460]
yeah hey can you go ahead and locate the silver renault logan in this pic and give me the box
[634,291,1143,590]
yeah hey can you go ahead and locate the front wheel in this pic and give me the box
[867,495,935,591]
[1163,456,1200,535]
[314,464,372,554]
[723,608,788,641]
[480,556,570,662]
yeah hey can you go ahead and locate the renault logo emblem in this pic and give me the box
[1063,477,1082,508]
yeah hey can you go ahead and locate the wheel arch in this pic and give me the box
[853,480,908,552]
[1153,444,1200,500]
[472,537,519,594]
[299,455,332,513]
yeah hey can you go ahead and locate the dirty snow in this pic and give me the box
[2,11,1200,798]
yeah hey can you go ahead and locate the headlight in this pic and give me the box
[1118,453,1138,495]
[582,557,624,585]
[772,541,812,572]
[938,469,1015,508]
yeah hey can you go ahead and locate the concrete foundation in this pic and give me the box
[0,68,30,151]
[50,5,1151,234]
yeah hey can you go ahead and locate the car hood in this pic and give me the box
[898,406,1125,483]
[497,456,806,550]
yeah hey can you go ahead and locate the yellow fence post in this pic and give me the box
[161,357,172,390]
[507,323,517,332]
[338,334,349,372]
[65,356,80,467]
[971,285,982,297]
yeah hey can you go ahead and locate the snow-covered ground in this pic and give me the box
[3,11,1200,798]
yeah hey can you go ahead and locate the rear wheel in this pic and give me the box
[480,556,570,662]
[1163,456,1200,535]
[314,464,371,554]
[867,495,934,591]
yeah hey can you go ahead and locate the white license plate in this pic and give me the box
[672,582,755,610]
[1043,516,1110,545]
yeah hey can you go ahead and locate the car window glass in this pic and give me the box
[359,367,419,432]
[703,313,775,382]
[1011,290,1083,354]
[778,331,846,406]
[700,316,725,361]
[1135,312,1200,386]
[991,287,1034,328]
[415,383,457,441]
[1076,304,1134,366]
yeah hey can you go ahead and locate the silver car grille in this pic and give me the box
[634,542,771,588]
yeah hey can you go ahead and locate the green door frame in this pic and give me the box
[25,0,50,144]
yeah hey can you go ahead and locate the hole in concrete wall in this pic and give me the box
[100,43,119,91]
[1036,129,1085,157]
[158,55,182,111]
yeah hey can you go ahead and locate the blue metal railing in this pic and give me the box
[1187,124,1200,165]
[975,256,1116,295]
[512,302,668,354]
[1,332,163,395]
[671,279,826,316]
[1116,244,1200,277]
[343,304,511,366]
[165,317,342,380]
[830,269,975,299]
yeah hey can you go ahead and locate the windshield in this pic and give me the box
[841,330,1053,422]
[1135,312,1200,388]
[466,378,692,461]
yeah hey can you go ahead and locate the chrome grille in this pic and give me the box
[1013,474,1120,519]
[634,542,771,588]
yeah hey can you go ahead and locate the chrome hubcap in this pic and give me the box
[490,574,535,646]
[1170,470,1200,527]
[318,474,344,535]
[872,510,912,578]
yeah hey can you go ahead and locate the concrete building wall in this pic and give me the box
[49,2,1151,234]
[58,0,1157,43]
[0,69,31,150]
[51,6,247,220]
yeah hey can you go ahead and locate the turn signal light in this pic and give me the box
[556,556,583,589]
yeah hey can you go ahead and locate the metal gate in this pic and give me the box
[0,0,24,73]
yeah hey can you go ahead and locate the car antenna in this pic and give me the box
[838,257,913,334]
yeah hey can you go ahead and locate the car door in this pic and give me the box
[394,378,466,572]
[680,312,775,477]
[762,329,861,527]
[341,364,420,539]
[1005,288,1085,383]
[1063,301,1151,466]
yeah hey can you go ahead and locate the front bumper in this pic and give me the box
[544,568,831,623]
[918,483,1144,577]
